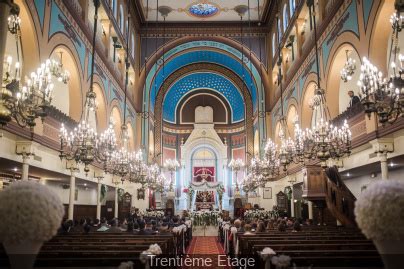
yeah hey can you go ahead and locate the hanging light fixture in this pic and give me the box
[59,0,101,174]
[358,1,404,125]
[164,158,180,191]
[228,158,245,192]
[1,6,69,129]
[298,0,352,168]
[106,15,138,181]
[340,50,356,83]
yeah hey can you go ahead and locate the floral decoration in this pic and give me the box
[0,181,64,244]
[355,180,404,241]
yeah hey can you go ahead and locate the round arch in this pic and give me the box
[368,0,395,74]
[154,63,254,163]
[48,45,83,121]
[301,80,318,129]
[325,43,362,116]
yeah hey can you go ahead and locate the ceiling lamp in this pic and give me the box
[1,5,69,129]
[358,1,404,125]
[106,15,137,181]
[298,0,352,168]
[228,158,245,192]
[340,50,356,83]
[164,158,180,191]
[59,0,101,174]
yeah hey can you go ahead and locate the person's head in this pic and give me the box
[278,222,286,232]
[79,218,86,226]
[257,222,266,232]
[94,219,100,225]
[138,221,145,230]
[293,221,301,231]
[244,224,252,232]
[172,217,179,223]
[240,220,245,228]
[348,90,354,97]
[234,219,241,229]
[159,222,169,231]
[100,217,107,224]
[110,219,118,227]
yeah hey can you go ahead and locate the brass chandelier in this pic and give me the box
[358,1,404,125]
[59,0,100,174]
[1,5,70,129]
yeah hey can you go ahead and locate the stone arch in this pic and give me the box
[137,36,269,111]
[325,43,362,116]
[93,83,108,132]
[368,0,395,74]
[301,80,318,129]
[5,0,40,84]
[286,104,298,139]
[48,45,83,121]
[154,63,254,164]
[110,104,122,141]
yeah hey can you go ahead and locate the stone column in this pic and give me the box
[290,191,295,218]
[114,186,119,219]
[68,172,76,220]
[16,142,35,181]
[96,179,102,220]
[371,139,394,180]
[21,155,29,181]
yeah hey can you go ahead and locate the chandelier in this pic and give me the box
[164,158,180,191]
[293,1,352,168]
[358,4,404,125]
[1,9,70,129]
[128,150,147,184]
[146,163,166,192]
[228,158,245,192]
[340,50,356,82]
[59,0,100,174]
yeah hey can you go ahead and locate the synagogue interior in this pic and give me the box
[0,0,404,268]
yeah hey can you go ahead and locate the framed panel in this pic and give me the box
[263,187,272,199]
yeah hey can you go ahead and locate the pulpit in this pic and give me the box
[119,192,132,220]
[165,199,174,217]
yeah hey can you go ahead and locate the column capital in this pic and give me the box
[65,160,79,173]
[15,141,35,159]
[370,138,394,154]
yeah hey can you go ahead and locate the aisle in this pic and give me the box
[184,236,231,269]
[186,236,225,255]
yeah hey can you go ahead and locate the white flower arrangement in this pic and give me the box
[355,180,404,241]
[271,254,291,269]
[230,227,238,234]
[118,261,134,269]
[0,181,64,244]
[140,244,162,264]
[261,247,276,256]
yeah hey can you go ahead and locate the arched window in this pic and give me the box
[289,0,296,16]
[283,5,289,32]
[272,33,276,57]
[131,33,135,57]
[111,0,117,17]
[278,19,282,42]
[119,5,124,30]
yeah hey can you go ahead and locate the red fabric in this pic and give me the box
[193,167,215,182]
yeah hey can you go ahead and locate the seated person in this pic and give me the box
[138,220,156,235]
[107,219,122,233]
[243,224,254,235]
[292,221,302,232]
[278,220,287,232]
[256,221,266,233]
[158,222,171,234]
[97,218,110,232]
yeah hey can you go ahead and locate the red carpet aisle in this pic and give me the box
[184,236,230,268]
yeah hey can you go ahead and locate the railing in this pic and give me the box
[332,102,365,127]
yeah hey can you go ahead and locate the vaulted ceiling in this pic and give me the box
[136,0,270,22]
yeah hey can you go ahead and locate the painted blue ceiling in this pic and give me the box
[163,72,245,123]
[148,50,257,112]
